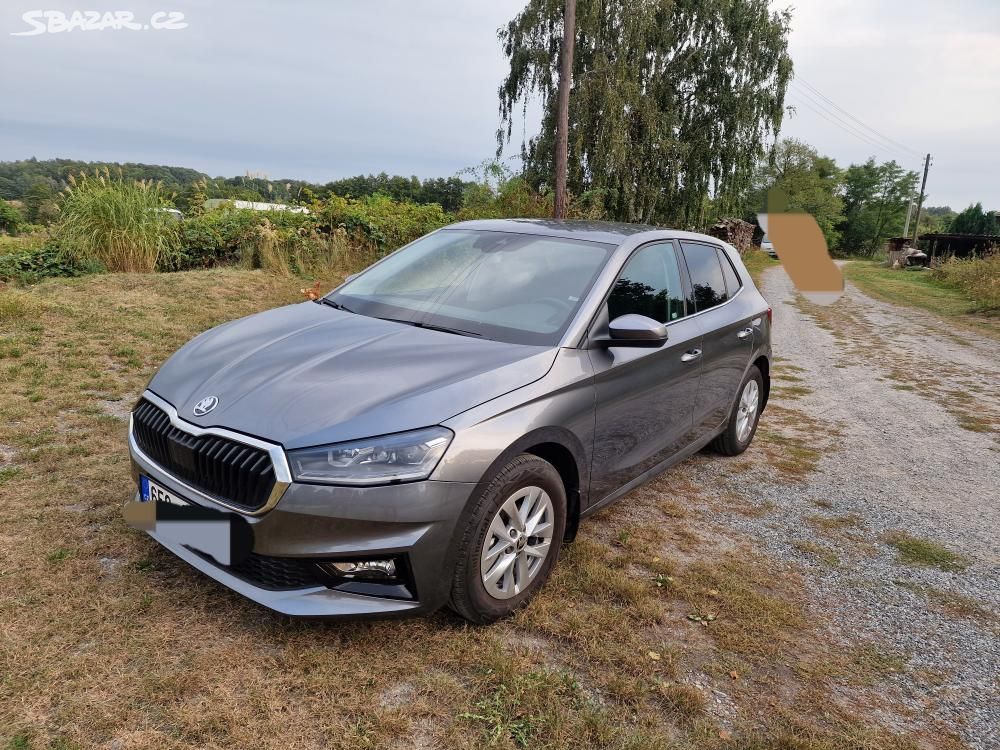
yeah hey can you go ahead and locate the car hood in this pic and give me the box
[147,302,557,449]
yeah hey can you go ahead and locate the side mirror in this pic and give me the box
[596,314,668,348]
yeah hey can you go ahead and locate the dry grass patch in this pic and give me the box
[0,270,967,750]
[806,514,862,534]
[792,540,840,567]
[893,581,997,623]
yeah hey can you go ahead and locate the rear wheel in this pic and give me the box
[712,365,763,456]
[449,455,566,624]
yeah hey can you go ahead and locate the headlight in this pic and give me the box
[287,427,453,486]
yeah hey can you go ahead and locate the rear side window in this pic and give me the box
[607,242,686,323]
[681,242,728,312]
[718,248,742,296]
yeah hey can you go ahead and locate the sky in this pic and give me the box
[1,0,997,209]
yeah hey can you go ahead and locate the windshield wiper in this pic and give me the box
[317,297,355,314]
[375,316,482,338]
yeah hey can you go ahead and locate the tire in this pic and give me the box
[449,454,567,624]
[712,365,764,456]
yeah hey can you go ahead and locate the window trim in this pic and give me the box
[716,245,744,297]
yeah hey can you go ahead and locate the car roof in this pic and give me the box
[444,218,727,248]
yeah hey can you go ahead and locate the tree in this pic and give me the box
[949,203,999,235]
[0,199,23,234]
[755,138,844,248]
[498,0,793,226]
[839,159,918,255]
[23,180,58,224]
[919,206,956,235]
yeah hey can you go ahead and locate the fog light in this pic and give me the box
[322,559,397,579]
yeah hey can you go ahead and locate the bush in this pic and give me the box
[56,170,179,272]
[0,243,100,285]
[164,208,338,274]
[238,220,348,277]
[932,253,1000,313]
[319,194,451,255]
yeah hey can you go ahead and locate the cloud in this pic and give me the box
[1,0,996,208]
[783,0,1000,208]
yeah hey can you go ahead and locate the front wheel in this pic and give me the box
[449,454,566,624]
[712,365,763,456]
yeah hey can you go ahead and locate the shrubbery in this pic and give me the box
[319,194,451,253]
[932,253,1000,313]
[2,163,614,285]
[0,243,100,285]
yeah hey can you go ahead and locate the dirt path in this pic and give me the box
[666,265,999,748]
[767,265,1000,562]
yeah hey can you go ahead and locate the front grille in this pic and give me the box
[221,553,325,590]
[132,398,277,512]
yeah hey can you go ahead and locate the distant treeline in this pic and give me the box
[0,158,474,213]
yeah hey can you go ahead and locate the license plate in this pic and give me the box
[140,475,189,507]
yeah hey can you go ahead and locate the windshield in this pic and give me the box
[329,229,615,346]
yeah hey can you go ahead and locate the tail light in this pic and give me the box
[766,306,773,325]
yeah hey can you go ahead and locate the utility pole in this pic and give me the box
[902,200,914,238]
[911,153,931,244]
[553,0,576,220]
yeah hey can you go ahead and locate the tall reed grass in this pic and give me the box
[57,169,178,272]
[933,253,1000,313]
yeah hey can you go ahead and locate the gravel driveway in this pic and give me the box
[674,265,999,749]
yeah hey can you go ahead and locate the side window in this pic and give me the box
[681,242,728,312]
[718,248,742,296]
[607,243,686,324]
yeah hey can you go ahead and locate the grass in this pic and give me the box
[933,253,1000,313]
[742,249,778,287]
[843,260,1000,339]
[792,540,840,567]
[893,581,997,623]
[884,532,969,572]
[57,169,178,273]
[0,269,965,750]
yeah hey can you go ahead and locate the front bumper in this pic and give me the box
[128,437,477,618]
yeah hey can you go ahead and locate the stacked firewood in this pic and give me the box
[707,218,754,254]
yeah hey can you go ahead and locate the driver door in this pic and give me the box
[587,241,703,505]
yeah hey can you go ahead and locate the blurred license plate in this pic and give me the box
[140,476,189,506]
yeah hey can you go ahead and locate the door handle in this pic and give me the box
[681,349,702,363]
[737,327,753,340]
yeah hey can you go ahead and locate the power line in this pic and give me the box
[795,77,924,159]
[786,88,918,164]
[788,82,915,162]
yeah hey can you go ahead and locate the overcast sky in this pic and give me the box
[2,0,997,209]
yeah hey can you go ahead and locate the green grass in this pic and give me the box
[885,532,968,572]
[742,249,779,286]
[844,261,999,339]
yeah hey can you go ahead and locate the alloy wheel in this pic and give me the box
[736,379,760,443]
[480,486,554,600]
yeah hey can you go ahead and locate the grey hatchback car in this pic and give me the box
[128,219,771,623]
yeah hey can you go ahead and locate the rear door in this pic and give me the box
[588,241,703,504]
[679,241,754,436]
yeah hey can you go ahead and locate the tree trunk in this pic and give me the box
[554,0,576,220]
